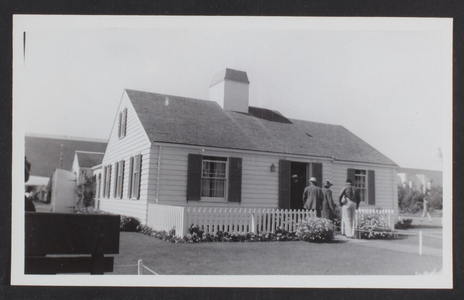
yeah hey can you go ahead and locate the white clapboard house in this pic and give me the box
[96,69,399,236]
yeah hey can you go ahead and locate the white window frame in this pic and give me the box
[129,155,141,200]
[200,156,228,201]
[354,169,367,203]
[116,160,124,199]
[119,108,127,138]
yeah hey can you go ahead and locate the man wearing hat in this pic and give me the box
[302,177,324,217]
[321,180,335,221]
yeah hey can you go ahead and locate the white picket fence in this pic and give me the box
[186,207,317,235]
[147,204,396,238]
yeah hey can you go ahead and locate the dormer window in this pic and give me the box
[118,108,127,138]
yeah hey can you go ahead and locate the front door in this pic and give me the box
[290,162,308,210]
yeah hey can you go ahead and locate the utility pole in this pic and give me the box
[60,144,63,169]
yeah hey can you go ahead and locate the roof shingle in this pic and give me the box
[127,89,396,166]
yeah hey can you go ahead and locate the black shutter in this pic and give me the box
[187,154,202,201]
[108,165,112,198]
[113,162,118,198]
[279,159,291,209]
[128,157,133,198]
[137,154,142,200]
[347,168,355,183]
[368,170,376,205]
[311,162,323,187]
[118,112,122,138]
[121,160,125,199]
[228,157,242,202]
[123,108,127,137]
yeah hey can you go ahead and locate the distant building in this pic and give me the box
[71,151,105,185]
[397,167,443,192]
[25,134,107,178]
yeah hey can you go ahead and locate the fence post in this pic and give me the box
[138,259,144,275]
[180,207,188,238]
[419,231,423,256]
[251,211,257,234]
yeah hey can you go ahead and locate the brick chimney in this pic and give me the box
[209,68,250,113]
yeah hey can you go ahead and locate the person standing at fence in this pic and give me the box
[303,177,324,218]
[25,157,36,212]
[421,189,433,223]
[338,178,359,238]
[321,180,335,221]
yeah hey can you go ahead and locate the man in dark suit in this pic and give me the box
[302,177,324,217]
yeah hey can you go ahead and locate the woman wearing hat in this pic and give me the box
[321,180,335,221]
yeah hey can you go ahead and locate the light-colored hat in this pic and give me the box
[309,177,317,183]
[323,180,333,187]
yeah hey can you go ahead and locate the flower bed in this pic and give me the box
[138,224,300,243]
[356,214,398,239]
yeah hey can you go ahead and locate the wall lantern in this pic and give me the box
[270,163,276,172]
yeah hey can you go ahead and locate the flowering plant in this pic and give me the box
[356,214,397,239]
[295,217,334,242]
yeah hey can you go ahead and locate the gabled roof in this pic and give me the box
[25,136,107,177]
[290,119,396,165]
[76,151,105,168]
[126,89,397,166]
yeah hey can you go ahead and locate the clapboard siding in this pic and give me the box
[331,163,397,210]
[98,91,152,220]
[151,144,342,208]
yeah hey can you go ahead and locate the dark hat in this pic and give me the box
[323,180,333,187]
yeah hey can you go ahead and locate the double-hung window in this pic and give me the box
[354,170,367,203]
[201,156,227,198]
[103,164,112,198]
[187,154,242,202]
[114,160,124,199]
[118,108,127,138]
[129,154,142,199]
[348,168,376,205]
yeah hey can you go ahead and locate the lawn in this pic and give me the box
[112,232,442,276]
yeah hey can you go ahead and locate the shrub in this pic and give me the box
[395,218,413,229]
[138,225,184,243]
[120,216,141,232]
[76,175,96,208]
[332,206,342,231]
[356,214,397,239]
[295,217,334,243]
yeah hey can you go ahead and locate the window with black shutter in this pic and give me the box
[348,168,376,205]
[187,154,242,202]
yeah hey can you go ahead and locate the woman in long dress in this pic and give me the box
[338,179,359,238]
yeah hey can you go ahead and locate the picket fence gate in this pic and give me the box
[147,204,396,238]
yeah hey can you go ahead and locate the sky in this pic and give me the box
[14,16,452,171]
